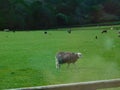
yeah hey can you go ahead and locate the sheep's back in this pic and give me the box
[56,52,79,64]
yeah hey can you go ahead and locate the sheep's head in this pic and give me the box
[76,53,82,58]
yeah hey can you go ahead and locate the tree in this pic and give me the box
[30,0,55,29]
[56,13,68,27]
[0,0,11,29]
[0,0,120,30]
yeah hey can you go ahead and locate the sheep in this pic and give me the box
[67,29,71,34]
[110,27,113,30]
[118,35,120,37]
[4,29,9,32]
[55,52,82,69]
[44,31,47,34]
[101,30,107,33]
[95,36,98,39]
[13,30,15,33]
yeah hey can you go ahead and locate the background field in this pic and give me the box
[0,26,120,89]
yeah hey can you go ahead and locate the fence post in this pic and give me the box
[8,79,120,90]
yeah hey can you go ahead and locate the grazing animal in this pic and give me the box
[110,27,113,30]
[95,36,98,39]
[4,29,9,32]
[55,52,82,69]
[13,30,15,33]
[67,29,71,34]
[11,72,15,75]
[44,31,47,34]
[101,30,107,33]
[118,35,120,37]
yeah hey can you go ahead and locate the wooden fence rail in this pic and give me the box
[8,79,120,90]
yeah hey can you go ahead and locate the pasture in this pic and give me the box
[0,26,120,89]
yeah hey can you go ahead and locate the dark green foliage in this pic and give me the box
[1,0,120,30]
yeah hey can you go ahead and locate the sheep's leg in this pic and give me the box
[56,58,60,69]
[56,62,60,69]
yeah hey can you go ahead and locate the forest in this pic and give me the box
[0,0,120,30]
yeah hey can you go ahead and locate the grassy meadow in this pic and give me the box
[0,26,120,89]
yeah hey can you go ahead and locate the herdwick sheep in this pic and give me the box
[101,30,107,33]
[110,27,113,30]
[118,30,120,34]
[55,52,82,69]
[67,29,71,34]
[95,36,98,39]
[13,30,15,33]
[118,35,120,37]
[44,31,47,34]
[4,29,9,32]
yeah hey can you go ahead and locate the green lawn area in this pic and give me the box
[0,26,120,89]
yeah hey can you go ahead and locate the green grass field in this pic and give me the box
[0,26,120,89]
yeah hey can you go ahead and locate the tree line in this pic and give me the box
[0,0,120,30]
